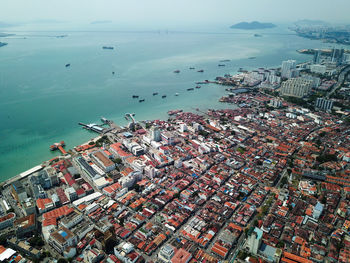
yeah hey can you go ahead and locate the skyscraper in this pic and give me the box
[281,60,297,78]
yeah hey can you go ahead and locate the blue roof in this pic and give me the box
[60,231,68,238]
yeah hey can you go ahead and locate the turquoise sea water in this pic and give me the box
[0,25,343,181]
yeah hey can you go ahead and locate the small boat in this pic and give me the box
[65,63,70,67]
[248,57,256,59]
[139,99,145,102]
[189,67,195,70]
[187,88,194,91]
[195,86,201,89]
[174,70,180,73]
[254,34,262,37]
[175,93,179,96]
[112,72,115,74]
[103,46,114,50]
[197,69,204,72]
[218,64,225,67]
[132,95,139,98]
[153,92,158,96]
[162,95,167,98]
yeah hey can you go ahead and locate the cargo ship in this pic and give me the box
[132,95,139,98]
[218,64,225,67]
[103,46,114,50]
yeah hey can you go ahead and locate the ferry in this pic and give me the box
[197,69,204,73]
[153,92,158,96]
[173,70,180,73]
[162,95,167,98]
[132,95,139,98]
[139,99,145,102]
[187,88,194,91]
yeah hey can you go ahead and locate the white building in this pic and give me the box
[281,60,297,78]
[315,98,333,112]
[310,64,326,75]
[280,78,312,98]
[246,227,263,254]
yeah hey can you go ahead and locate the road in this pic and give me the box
[327,64,350,99]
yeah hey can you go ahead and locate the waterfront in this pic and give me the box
[0,25,343,181]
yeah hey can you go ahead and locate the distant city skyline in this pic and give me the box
[0,0,349,29]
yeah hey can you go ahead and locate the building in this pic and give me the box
[11,181,27,202]
[91,151,115,172]
[313,202,324,219]
[150,126,161,142]
[60,210,83,229]
[246,227,263,254]
[65,187,78,202]
[8,237,41,259]
[171,248,192,263]
[84,248,105,263]
[21,198,36,216]
[158,244,175,263]
[0,213,16,230]
[313,50,321,64]
[280,78,312,98]
[310,64,326,75]
[49,226,78,257]
[14,214,37,238]
[269,99,282,108]
[281,60,297,78]
[315,98,334,112]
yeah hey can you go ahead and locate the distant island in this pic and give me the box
[230,21,276,30]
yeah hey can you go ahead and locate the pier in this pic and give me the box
[50,141,67,155]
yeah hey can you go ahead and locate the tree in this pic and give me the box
[114,158,122,165]
[58,259,68,263]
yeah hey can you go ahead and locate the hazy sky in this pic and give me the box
[1,0,349,28]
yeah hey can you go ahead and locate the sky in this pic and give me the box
[1,0,349,29]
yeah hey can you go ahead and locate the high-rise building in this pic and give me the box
[150,126,161,142]
[315,98,334,112]
[246,227,263,254]
[313,50,321,64]
[310,64,327,75]
[331,48,345,64]
[280,78,312,98]
[281,60,296,78]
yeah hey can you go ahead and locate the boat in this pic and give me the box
[218,64,225,67]
[189,67,195,70]
[132,95,139,98]
[65,63,70,67]
[187,88,194,91]
[153,92,158,96]
[103,46,114,50]
[174,70,180,73]
[248,57,256,59]
[139,99,145,102]
[195,86,201,89]
[112,72,115,74]
[254,34,262,37]
[220,59,230,62]
[162,95,167,98]
[175,93,179,96]
[197,69,204,72]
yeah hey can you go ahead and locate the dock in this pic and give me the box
[50,141,67,155]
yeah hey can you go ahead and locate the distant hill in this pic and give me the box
[230,21,276,30]
[294,19,329,27]
[91,20,112,24]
